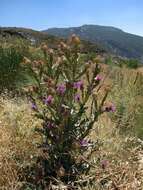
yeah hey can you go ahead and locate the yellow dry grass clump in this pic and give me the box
[0,96,41,189]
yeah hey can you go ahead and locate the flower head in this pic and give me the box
[46,122,55,129]
[80,139,89,147]
[74,80,84,90]
[69,34,80,45]
[44,121,56,129]
[104,103,116,112]
[44,95,54,105]
[31,103,37,111]
[101,159,109,169]
[33,60,44,68]
[22,57,31,65]
[41,43,48,52]
[61,104,70,117]
[94,75,102,82]
[74,94,80,102]
[85,61,92,69]
[60,42,69,51]
[56,84,66,95]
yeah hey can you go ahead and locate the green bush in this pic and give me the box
[0,44,31,91]
[126,59,139,69]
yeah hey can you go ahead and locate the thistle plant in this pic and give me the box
[22,35,113,189]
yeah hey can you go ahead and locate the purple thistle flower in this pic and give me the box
[74,94,80,102]
[44,95,54,105]
[46,122,55,129]
[105,104,116,112]
[80,139,89,147]
[74,80,84,90]
[94,75,102,82]
[31,103,37,111]
[56,84,66,95]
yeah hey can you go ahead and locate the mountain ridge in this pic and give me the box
[43,24,143,60]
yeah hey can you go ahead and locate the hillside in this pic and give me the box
[43,24,143,60]
[0,27,61,47]
[0,27,105,54]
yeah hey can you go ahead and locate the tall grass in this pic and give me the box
[108,66,143,138]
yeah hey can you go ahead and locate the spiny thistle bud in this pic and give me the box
[32,60,38,67]
[22,57,31,65]
[43,76,55,86]
[38,60,44,66]
[44,78,55,88]
[43,76,49,83]
[47,87,55,95]
[32,86,39,92]
[69,34,80,45]
[27,85,34,93]
[33,60,44,68]
[41,43,48,52]
[48,48,54,55]
[72,141,80,149]
[60,41,69,51]
[94,55,102,64]
[56,166,65,177]
[56,57,63,65]
[85,61,92,69]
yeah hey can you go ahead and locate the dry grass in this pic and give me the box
[0,96,41,190]
[87,116,143,190]
[0,67,143,189]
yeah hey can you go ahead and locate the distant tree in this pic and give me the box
[126,59,139,69]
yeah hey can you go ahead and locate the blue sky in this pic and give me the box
[0,0,143,36]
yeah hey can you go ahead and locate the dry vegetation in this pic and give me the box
[0,65,143,189]
[0,96,41,189]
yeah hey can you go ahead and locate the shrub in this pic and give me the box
[120,58,139,69]
[126,59,139,69]
[22,35,114,189]
[0,45,25,91]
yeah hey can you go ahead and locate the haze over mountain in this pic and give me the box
[43,25,143,60]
